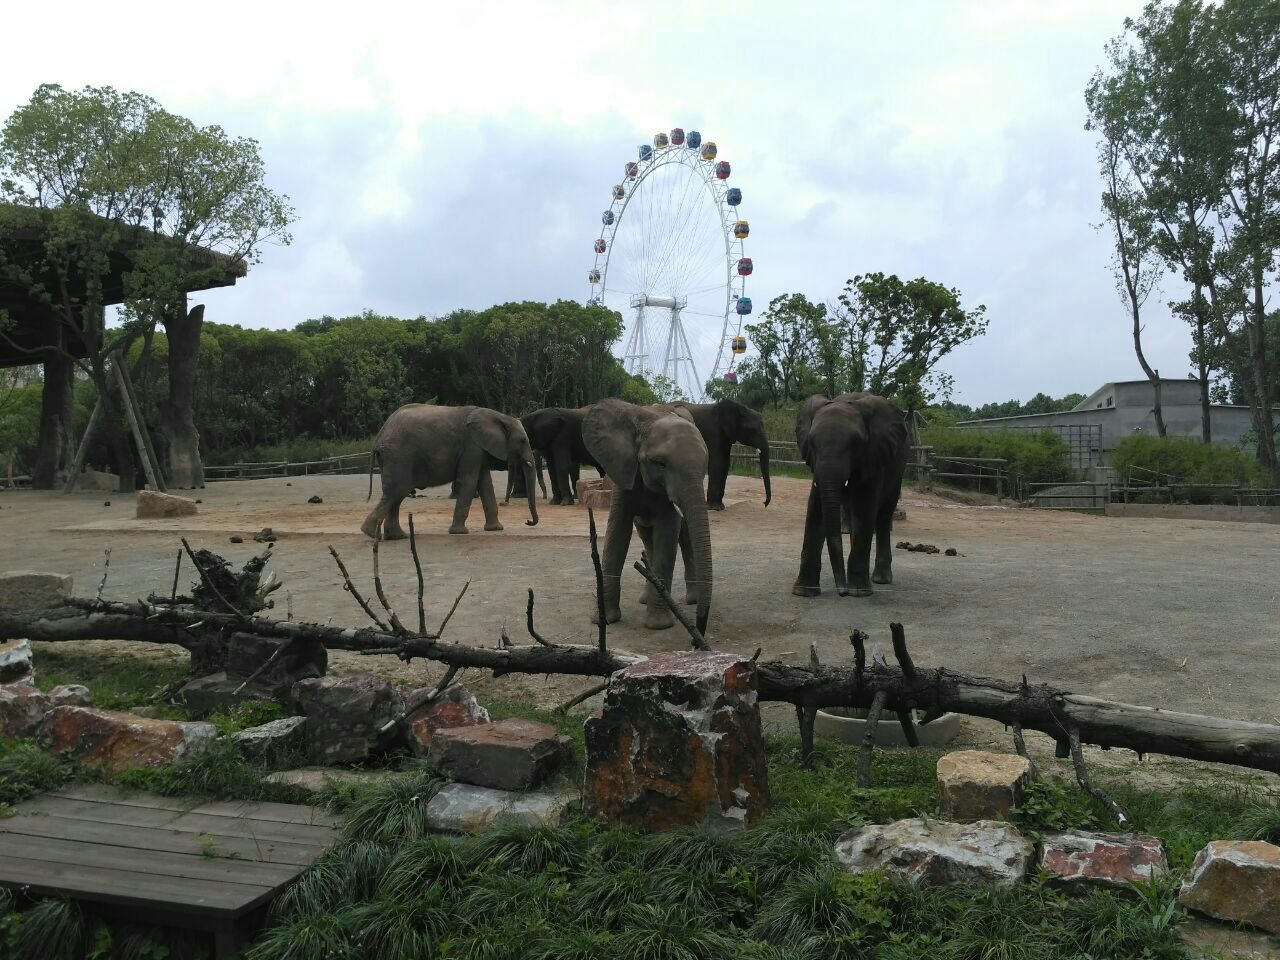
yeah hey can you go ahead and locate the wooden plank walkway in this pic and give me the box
[0,784,343,958]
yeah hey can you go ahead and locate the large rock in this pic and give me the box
[1178,840,1280,933]
[583,651,770,832]
[0,571,72,611]
[293,674,399,765]
[227,633,325,698]
[576,476,614,511]
[135,490,198,519]
[38,706,216,774]
[0,685,51,739]
[0,638,33,685]
[1038,831,1167,893]
[937,750,1031,822]
[179,672,275,714]
[401,684,490,757]
[425,782,576,832]
[265,766,395,795]
[428,718,564,790]
[835,818,1032,887]
[232,716,307,768]
[70,469,119,492]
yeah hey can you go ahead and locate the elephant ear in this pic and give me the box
[795,394,831,463]
[851,396,908,469]
[466,408,510,462]
[584,399,641,490]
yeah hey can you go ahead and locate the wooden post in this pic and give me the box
[62,398,104,494]
[111,361,162,493]
[116,358,166,493]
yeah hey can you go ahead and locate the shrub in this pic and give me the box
[1110,434,1258,487]
[921,421,1073,488]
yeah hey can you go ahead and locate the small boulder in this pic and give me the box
[70,469,118,492]
[135,490,198,519]
[0,638,34,685]
[230,536,244,544]
[428,718,565,790]
[293,674,399,764]
[0,572,73,611]
[945,547,959,557]
[937,750,1031,822]
[48,684,93,708]
[1038,831,1167,893]
[307,495,323,504]
[38,706,216,774]
[1178,840,1280,933]
[179,673,275,714]
[264,766,393,795]
[835,818,1032,887]
[400,685,490,756]
[425,782,575,832]
[253,528,276,543]
[0,685,51,739]
[232,716,307,768]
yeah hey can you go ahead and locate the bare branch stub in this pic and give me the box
[1069,725,1129,826]
[371,539,410,636]
[170,550,182,603]
[526,588,551,646]
[180,538,250,622]
[94,548,112,607]
[327,544,390,632]
[858,689,889,788]
[890,622,916,681]
[408,513,426,635]
[895,708,920,748]
[797,704,817,769]
[851,630,867,693]
[557,679,609,714]
[435,580,470,638]
[632,558,709,652]
[587,508,608,653]
[381,663,463,733]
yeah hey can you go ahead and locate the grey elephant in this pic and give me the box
[792,392,908,597]
[583,399,713,633]
[653,399,772,509]
[362,403,539,539]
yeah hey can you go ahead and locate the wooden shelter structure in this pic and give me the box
[0,203,246,488]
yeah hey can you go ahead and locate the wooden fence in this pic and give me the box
[204,452,371,482]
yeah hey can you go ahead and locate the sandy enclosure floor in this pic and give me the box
[2,472,1278,780]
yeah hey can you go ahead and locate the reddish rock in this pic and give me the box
[1038,831,1167,892]
[583,651,769,832]
[576,476,614,511]
[1179,840,1280,933]
[0,685,51,738]
[428,718,564,790]
[293,673,398,764]
[38,706,216,774]
[401,685,490,757]
[135,490,198,519]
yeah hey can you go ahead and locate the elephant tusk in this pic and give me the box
[672,503,685,522]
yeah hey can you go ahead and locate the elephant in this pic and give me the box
[791,392,909,598]
[361,403,539,539]
[583,399,713,633]
[518,406,603,505]
[653,399,772,509]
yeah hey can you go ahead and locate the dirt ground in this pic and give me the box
[2,472,1278,784]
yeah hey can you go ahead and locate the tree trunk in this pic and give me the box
[32,348,75,489]
[1131,294,1166,438]
[1194,287,1212,444]
[88,353,135,494]
[1250,269,1279,487]
[161,301,205,489]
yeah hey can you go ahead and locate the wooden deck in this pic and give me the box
[0,784,343,957]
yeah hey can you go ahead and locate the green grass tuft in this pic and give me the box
[339,765,443,844]
[13,898,84,960]
[0,739,77,807]
[116,737,271,801]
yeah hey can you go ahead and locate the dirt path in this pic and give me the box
[3,473,1278,769]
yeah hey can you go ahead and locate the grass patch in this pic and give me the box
[115,737,276,802]
[33,646,189,711]
[0,739,77,810]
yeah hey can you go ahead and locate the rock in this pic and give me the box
[264,766,393,795]
[575,476,614,511]
[0,571,73,611]
[893,508,907,521]
[945,547,958,557]
[48,684,92,708]
[1038,831,1167,892]
[835,818,1032,887]
[70,469,119,492]
[178,673,275,713]
[104,501,111,507]
[226,633,325,698]
[232,716,307,768]
[425,782,576,832]
[937,750,1031,822]
[0,638,34,685]
[135,490,199,519]
[308,495,323,504]
[230,536,243,544]
[253,528,276,543]
[1178,840,1280,933]
[227,633,286,681]
[896,541,941,554]
[583,651,770,832]
[293,674,399,764]
[0,685,51,738]
[38,706,216,774]
[428,718,565,790]
[401,685,490,756]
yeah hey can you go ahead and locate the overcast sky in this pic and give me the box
[3,0,1189,406]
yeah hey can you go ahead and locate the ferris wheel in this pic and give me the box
[587,128,752,401]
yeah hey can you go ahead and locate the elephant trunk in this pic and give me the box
[818,476,848,595]
[524,461,540,526]
[758,444,772,507]
[677,483,713,635]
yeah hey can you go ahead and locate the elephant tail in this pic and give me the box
[366,449,378,502]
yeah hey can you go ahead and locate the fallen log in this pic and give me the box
[4,601,1280,776]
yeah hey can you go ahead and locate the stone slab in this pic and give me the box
[293,674,399,765]
[135,490,198,520]
[428,718,564,790]
[179,673,275,714]
[400,685,490,757]
[70,469,119,492]
[1178,839,1280,933]
[1038,831,1167,892]
[424,782,576,832]
[38,706,216,775]
[264,767,395,795]
[232,716,307,768]
[937,750,1031,822]
[0,572,72,612]
[835,818,1032,887]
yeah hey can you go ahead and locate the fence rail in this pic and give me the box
[204,452,371,482]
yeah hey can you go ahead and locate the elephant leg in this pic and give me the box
[678,520,698,605]
[546,451,565,505]
[706,442,730,510]
[841,500,852,535]
[846,498,876,596]
[449,473,477,534]
[634,520,656,605]
[872,502,895,584]
[593,493,631,624]
[383,496,408,540]
[792,482,824,597]
[565,462,581,505]
[477,469,503,531]
[360,497,392,539]
[642,509,680,630]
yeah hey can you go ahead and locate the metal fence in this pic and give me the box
[958,422,1103,470]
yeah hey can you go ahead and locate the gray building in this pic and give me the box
[958,379,1266,469]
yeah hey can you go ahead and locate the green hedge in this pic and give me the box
[921,423,1072,487]
[1109,434,1258,487]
